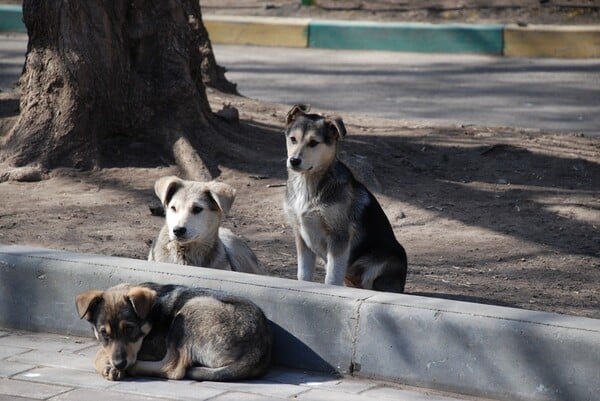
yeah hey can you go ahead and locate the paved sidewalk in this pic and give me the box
[0,328,492,401]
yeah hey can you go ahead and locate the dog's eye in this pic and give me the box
[192,206,203,215]
[290,137,297,144]
[99,328,109,340]
[308,140,319,148]
[123,326,136,338]
[170,205,177,212]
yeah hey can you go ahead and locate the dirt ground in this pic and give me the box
[3,0,600,24]
[1,87,598,319]
[1,0,599,319]
[200,0,600,25]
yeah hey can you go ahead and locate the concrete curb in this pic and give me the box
[504,24,600,58]
[1,5,600,57]
[308,20,503,54]
[204,15,309,48]
[1,245,599,401]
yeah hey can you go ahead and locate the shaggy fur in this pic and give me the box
[76,283,272,381]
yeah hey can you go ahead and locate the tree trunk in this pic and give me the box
[0,0,236,180]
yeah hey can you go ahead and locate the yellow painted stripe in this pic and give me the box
[204,15,309,48]
[504,24,600,58]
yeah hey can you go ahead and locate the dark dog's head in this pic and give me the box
[284,104,347,174]
[75,284,156,371]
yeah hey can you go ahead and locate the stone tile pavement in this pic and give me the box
[0,328,494,401]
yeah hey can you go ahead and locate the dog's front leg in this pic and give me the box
[324,245,350,286]
[129,360,172,379]
[129,348,185,380]
[295,232,316,281]
[94,348,125,381]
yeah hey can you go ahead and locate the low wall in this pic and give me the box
[0,245,598,401]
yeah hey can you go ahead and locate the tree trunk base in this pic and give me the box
[0,0,236,181]
[0,165,44,183]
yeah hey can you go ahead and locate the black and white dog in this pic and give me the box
[283,104,407,292]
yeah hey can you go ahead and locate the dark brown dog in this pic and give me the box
[76,282,272,381]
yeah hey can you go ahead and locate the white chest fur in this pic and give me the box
[285,176,329,258]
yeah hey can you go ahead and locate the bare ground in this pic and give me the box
[201,0,600,25]
[1,0,598,318]
[3,0,600,24]
[1,88,598,319]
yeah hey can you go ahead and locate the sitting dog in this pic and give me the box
[148,176,266,275]
[75,282,272,381]
[283,104,408,293]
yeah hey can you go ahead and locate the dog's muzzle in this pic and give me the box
[288,157,312,173]
[172,226,187,239]
[111,348,129,370]
[289,157,301,168]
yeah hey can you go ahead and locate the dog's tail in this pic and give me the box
[185,357,270,382]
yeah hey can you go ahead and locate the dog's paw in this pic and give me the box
[102,366,125,381]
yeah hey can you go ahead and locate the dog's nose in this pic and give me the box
[112,357,127,370]
[289,157,301,167]
[173,226,187,238]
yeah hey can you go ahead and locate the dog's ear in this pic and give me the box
[205,181,236,216]
[154,176,184,206]
[325,117,347,140]
[75,290,104,321]
[285,104,311,126]
[127,287,156,320]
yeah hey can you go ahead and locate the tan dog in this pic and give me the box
[75,282,272,381]
[148,176,266,274]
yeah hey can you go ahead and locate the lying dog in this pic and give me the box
[76,282,272,381]
[283,104,408,293]
[148,176,266,275]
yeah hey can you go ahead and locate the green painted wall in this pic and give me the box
[309,20,504,54]
[0,5,25,33]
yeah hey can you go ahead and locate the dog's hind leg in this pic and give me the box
[359,262,386,291]
[372,274,405,293]
[371,255,407,293]
[295,232,316,281]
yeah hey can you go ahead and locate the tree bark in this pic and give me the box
[0,0,236,180]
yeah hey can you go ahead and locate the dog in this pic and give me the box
[148,176,266,275]
[283,104,408,293]
[75,282,272,381]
